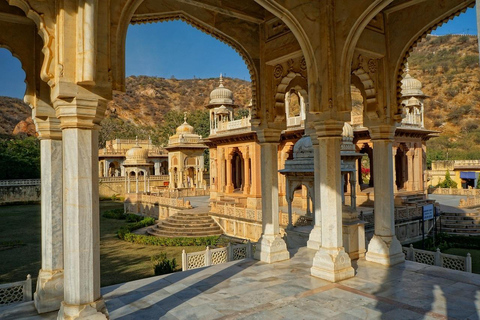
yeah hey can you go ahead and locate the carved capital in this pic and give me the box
[314,120,344,138]
[54,97,107,130]
[369,125,396,141]
[256,128,282,144]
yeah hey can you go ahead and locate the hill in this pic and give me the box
[0,35,478,162]
[408,34,480,162]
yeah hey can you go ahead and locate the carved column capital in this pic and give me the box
[53,96,107,130]
[256,128,282,144]
[368,125,396,141]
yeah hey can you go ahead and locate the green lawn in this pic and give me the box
[442,248,480,274]
[0,201,204,287]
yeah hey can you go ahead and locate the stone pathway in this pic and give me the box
[3,247,479,319]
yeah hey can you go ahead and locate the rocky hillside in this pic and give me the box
[107,76,252,127]
[0,96,32,136]
[0,35,478,161]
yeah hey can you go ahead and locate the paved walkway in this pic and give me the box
[2,247,480,319]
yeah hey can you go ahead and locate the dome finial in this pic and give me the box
[135,136,139,146]
[183,111,187,123]
[405,62,410,74]
[219,73,224,87]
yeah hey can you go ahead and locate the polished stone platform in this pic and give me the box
[1,247,479,319]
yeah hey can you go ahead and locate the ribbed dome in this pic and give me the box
[209,74,234,105]
[176,121,195,134]
[125,145,149,165]
[401,64,425,97]
[293,135,313,159]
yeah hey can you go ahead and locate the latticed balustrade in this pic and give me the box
[182,242,254,271]
[403,245,472,272]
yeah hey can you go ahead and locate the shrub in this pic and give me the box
[121,233,220,247]
[125,213,144,222]
[436,170,458,188]
[102,209,126,220]
[117,217,156,239]
[151,253,177,275]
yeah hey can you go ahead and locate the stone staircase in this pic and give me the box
[440,210,480,236]
[147,211,223,238]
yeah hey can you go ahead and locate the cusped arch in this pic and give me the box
[7,0,54,85]
[114,3,259,113]
[351,67,378,121]
[395,2,475,104]
[0,45,29,101]
[275,72,308,122]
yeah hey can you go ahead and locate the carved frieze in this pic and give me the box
[265,18,291,41]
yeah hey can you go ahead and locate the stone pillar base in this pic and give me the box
[307,226,322,250]
[342,220,366,260]
[57,298,108,320]
[254,234,290,263]
[311,247,354,282]
[34,269,64,314]
[366,234,405,266]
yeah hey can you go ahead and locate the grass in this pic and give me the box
[443,248,480,274]
[0,201,204,287]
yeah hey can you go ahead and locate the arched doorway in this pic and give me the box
[231,150,244,191]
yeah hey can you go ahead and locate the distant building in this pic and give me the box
[428,160,480,189]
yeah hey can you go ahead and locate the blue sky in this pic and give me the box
[0,6,478,99]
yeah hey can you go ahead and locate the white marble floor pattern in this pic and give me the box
[2,247,480,319]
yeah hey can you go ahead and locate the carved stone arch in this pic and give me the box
[114,5,259,115]
[254,0,319,114]
[274,72,308,122]
[351,67,379,121]
[394,2,474,107]
[7,0,54,86]
[0,44,31,101]
[341,0,394,112]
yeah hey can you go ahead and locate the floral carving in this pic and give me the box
[273,64,283,78]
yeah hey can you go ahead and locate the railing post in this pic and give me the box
[206,246,212,266]
[247,241,253,259]
[182,250,187,271]
[466,253,472,273]
[227,243,233,262]
[408,244,414,261]
[24,274,32,301]
[435,248,442,267]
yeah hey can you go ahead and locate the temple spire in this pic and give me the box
[184,111,187,123]
[219,73,224,87]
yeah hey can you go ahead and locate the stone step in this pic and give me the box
[159,221,218,228]
[147,229,222,238]
[153,224,221,232]
[441,227,480,233]
[442,223,480,229]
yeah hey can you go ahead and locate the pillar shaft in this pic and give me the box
[307,141,322,250]
[254,139,289,263]
[311,123,353,282]
[366,126,404,266]
[35,139,64,313]
[226,155,233,193]
[244,155,251,194]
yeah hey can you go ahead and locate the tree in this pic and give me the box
[437,170,458,188]
[0,136,40,179]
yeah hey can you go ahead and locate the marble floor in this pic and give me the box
[1,247,480,319]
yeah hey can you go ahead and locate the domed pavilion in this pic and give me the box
[123,138,153,193]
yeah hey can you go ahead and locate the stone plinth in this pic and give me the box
[254,234,290,263]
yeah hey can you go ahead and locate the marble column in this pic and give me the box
[35,133,64,313]
[226,154,234,193]
[366,126,405,266]
[243,153,251,194]
[414,147,421,191]
[286,182,294,231]
[55,99,108,319]
[349,173,357,210]
[254,130,289,263]
[307,137,322,250]
[407,150,414,191]
[311,123,354,282]
[392,146,398,193]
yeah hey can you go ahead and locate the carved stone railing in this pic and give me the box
[0,179,41,186]
[287,115,303,127]
[125,193,187,208]
[0,275,32,305]
[160,188,209,198]
[168,137,202,145]
[429,187,480,196]
[402,245,472,273]
[100,175,169,183]
[182,242,254,271]
[215,117,251,133]
[460,196,480,208]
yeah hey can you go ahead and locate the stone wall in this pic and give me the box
[0,185,41,205]
[99,177,168,198]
